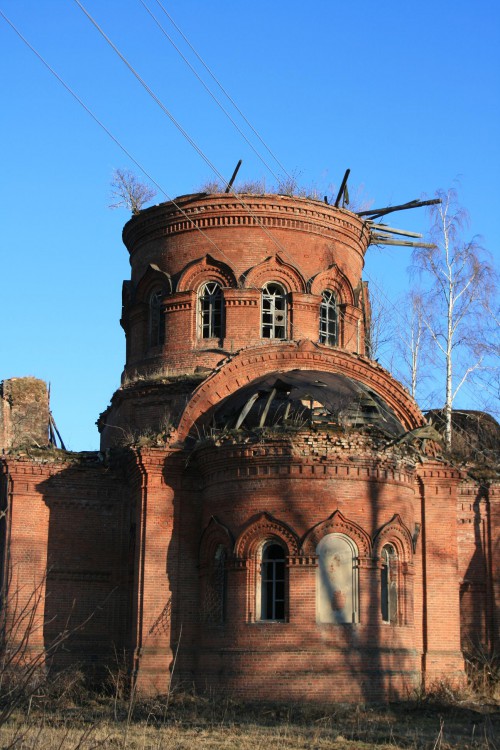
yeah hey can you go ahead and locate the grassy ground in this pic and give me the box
[0,691,498,750]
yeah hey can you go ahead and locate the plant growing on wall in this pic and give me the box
[109,169,157,214]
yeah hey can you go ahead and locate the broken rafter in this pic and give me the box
[366,222,422,239]
[225,159,242,193]
[358,198,441,219]
[49,411,66,450]
[334,168,350,207]
[370,236,436,248]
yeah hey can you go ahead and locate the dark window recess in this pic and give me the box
[381,544,398,624]
[261,542,286,620]
[199,282,223,339]
[149,289,165,347]
[262,283,287,339]
[319,289,338,346]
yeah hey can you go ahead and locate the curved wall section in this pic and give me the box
[190,432,420,701]
[119,194,371,381]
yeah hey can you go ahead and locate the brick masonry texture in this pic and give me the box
[1,193,498,703]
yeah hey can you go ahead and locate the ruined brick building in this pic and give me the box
[1,192,498,701]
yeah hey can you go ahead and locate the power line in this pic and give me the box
[139,0,282,184]
[73,0,312,318]
[152,0,293,183]
[0,7,237,271]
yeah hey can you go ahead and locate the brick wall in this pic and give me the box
[0,378,49,450]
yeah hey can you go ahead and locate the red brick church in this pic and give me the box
[1,192,498,701]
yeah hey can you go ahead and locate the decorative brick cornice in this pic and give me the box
[301,509,371,557]
[177,254,236,292]
[123,194,370,262]
[234,511,300,557]
[242,254,306,293]
[288,555,318,567]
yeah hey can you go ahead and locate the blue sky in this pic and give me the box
[1,0,499,450]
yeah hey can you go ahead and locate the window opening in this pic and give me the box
[262,283,287,339]
[149,289,165,347]
[381,544,398,624]
[261,542,286,620]
[199,282,223,339]
[319,289,338,346]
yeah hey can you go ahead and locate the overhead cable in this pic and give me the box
[0,7,236,270]
[73,0,311,300]
[152,0,294,183]
[139,0,282,184]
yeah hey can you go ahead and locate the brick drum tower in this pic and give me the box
[1,192,498,702]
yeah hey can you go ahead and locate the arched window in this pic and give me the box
[199,282,223,339]
[316,533,358,623]
[260,542,286,621]
[202,544,227,625]
[149,289,165,347]
[319,289,338,346]
[381,544,398,624]
[262,283,287,339]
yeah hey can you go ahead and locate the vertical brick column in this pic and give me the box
[358,557,379,626]
[223,289,260,351]
[225,559,250,623]
[288,556,316,624]
[417,462,465,685]
[1,460,51,656]
[340,304,364,354]
[289,293,319,342]
[488,484,500,653]
[163,292,194,353]
[130,448,180,694]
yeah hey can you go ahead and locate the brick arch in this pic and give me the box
[241,254,306,293]
[177,340,424,439]
[199,516,234,567]
[372,514,414,562]
[234,512,299,558]
[301,510,371,557]
[308,265,354,305]
[134,263,172,303]
[177,254,237,292]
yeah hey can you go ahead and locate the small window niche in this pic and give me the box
[316,533,358,624]
[381,544,398,624]
[149,288,165,348]
[202,544,227,625]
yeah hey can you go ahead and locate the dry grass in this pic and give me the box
[0,690,498,750]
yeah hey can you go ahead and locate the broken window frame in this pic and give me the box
[199,281,223,339]
[261,282,287,340]
[319,289,338,346]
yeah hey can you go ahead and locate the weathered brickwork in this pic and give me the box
[1,193,498,702]
[0,378,49,450]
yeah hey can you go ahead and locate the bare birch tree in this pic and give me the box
[412,188,495,450]
[396,290,430,401]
